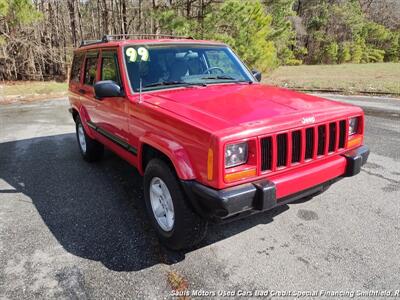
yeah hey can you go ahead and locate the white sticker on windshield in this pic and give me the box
[126,47,137,62]
[126,47,149,62]
[137,47,149,61]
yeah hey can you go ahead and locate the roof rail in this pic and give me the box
[79,34,194,48]
[79,39,103,48]
[102,34,194,41]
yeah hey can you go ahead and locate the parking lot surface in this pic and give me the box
[0,96,399,299]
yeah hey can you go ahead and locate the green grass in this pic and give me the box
[1,81,67,97]
[263,63,400,95]
[1,63,399,99]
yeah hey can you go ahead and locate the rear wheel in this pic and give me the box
[75,116,104,162]
[144,159,208,250]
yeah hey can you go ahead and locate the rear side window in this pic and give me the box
[101,51,120,85]
[70,53,84,82]
[84,52,99,86]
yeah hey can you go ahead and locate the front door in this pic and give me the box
[93,49,130,149]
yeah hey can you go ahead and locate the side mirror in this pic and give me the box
[94,80,122,99]
[252,69,262,82]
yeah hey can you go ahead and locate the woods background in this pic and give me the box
[0,0,399,81]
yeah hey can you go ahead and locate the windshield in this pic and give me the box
[123,44,254,92]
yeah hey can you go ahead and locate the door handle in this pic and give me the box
[78,89,86,94]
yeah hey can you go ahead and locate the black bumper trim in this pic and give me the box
[182,145,369,221]
[182,178,335,221]
[342,145,369,176]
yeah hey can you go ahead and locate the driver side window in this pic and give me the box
[101,51,121,86]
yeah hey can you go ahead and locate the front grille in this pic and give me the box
[291,131,301,163]
[277,133,287,167]
[328,122,337,152]
[339,120,346,148]
[317,125,326,155]
[260,137,272,170]
[260,119,347,172]
[305,128,314,159]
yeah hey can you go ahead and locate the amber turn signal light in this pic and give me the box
[207,148,213,181]
[224,168,256,183]
[347,135,362,148]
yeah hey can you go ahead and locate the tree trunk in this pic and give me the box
[67,0,78,47]
[67,0,78,46]
[122,0,128,34]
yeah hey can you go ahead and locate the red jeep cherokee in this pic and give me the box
[68,35,369,250]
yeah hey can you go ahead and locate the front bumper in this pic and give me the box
[182,145,369,221]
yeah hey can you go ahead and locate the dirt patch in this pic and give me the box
[0,92,68,105]
[264,63,400,96]
[167,270,190,300]
[0,81,67,104]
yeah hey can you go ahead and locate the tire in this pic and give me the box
[75,116,104,162]
[144,158,208,250]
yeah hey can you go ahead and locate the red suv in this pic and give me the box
[68,35,369,250]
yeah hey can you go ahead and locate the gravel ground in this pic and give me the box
[0,96,399,299]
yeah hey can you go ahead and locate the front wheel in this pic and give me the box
[75,116,104,162]
[144,159,208,250]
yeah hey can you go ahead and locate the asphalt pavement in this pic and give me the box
[0,95,399,299]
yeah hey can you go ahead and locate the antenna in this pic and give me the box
[139,78,143,103]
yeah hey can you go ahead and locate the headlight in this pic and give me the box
[225,142,248,168]
[348,117,359,136]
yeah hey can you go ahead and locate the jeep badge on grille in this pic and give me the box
[302,116,315,124]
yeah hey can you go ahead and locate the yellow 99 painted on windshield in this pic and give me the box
[126,47,149,62]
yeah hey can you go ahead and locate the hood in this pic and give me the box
[144,83,357,133]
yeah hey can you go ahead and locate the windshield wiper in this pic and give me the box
[143,80,206,89]
[200,75,237,80]
[200,75,253,84]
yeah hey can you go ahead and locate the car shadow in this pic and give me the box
[0,133,294,272]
